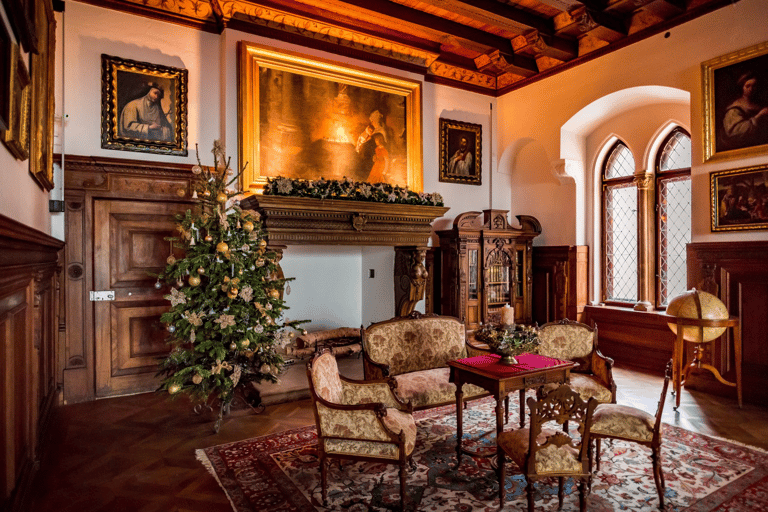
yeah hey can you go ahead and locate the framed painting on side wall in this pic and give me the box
[1,42,31,160]
[702,41,768,162]
[28,0,54,190]
[238,41,423,193]
[101,54,188,156]
[0,17,11,132]
[710,163,768,232]
[438,118,482,185]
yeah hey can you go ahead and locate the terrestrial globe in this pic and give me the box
[665,289,729,343]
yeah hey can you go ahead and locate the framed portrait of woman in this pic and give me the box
[702,41,768,162]
[101,54,188,156]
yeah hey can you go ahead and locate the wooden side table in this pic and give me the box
[665,315,742,409]
[448,353,576,468]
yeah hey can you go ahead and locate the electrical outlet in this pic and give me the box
[369,269,375,278]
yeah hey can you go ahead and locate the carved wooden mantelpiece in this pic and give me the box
[240,195,449,317]
[239,195,449,247]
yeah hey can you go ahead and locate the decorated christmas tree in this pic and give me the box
[156,141,306,431]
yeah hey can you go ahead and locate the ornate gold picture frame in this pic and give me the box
[101,54,188,156]
[702,41,768,162]
[439,118,482,185]
[2,42,31,160]
[28,0,54,190]
[238,41,423,193]
[710,163,768,232]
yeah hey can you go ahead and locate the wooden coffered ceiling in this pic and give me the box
[74,0,735,95]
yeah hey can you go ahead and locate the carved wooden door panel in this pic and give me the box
[93,199,188,397]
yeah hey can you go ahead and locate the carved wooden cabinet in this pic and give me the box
[436,210,540,334]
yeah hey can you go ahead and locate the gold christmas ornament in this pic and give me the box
[176,279,184,287]
[241,339,250,347]
[197,267,205,274]
[188,275,201,287]
[204,234,213,243]
[224,276,230,282]
[229,342,237,350]
[231,278,240,285]
[269,289,280,299]
[168,383,181,394]
[192,374,203,385]
[216,241,229,253]
[243,221,254,232]
[238,269,243,276]
[258,239,267,249]
[202,189,211,198]
[216,192,228,203]
[167,255,176,265]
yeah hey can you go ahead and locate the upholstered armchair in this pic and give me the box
[497,384,598,511]
[306,349,417,511]
[537,319,616,405]
[590,361,673,509]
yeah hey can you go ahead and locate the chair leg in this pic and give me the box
[596,438,602,471]
[651,445,665,509]
[498,452,506,508]
[399,462,407,511]
[526,478,534,512]
[558,476,564,509]
[321,456,328,506]
[579,478,588,512]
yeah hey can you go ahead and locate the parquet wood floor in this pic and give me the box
[26,364,768,512]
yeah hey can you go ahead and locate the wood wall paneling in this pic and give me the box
[532,245,589,324]
[0,213,63,511]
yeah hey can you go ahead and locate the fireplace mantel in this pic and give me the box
[239,195,449,247]
[239,194,450,316]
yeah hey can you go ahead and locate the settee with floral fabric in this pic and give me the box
[361,312,489,410]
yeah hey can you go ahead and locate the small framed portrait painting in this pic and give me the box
[702,41,768,162]
[439,118,481,185]
[710,163,768,232]
[101,54,188,156]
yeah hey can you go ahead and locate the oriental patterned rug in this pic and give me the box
[197,398,768,511]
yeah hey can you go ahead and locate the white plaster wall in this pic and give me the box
[60,2,221,165]
[0,6,53,235]
[361,247,397,327]
[497,0,768,246]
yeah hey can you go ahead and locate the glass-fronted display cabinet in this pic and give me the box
[436,210,540,335]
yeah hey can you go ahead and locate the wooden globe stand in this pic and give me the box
[665,315,742,409]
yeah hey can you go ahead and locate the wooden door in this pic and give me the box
[93,199,189,397]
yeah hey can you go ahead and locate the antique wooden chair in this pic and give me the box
[497,384,598,511]
[589,360,673,509]
[306,349,417,511]
[537,319,616,406]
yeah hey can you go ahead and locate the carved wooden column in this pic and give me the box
[394,247,428,316]
[634,172,655,311]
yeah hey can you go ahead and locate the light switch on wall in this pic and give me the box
[369,269,375,278]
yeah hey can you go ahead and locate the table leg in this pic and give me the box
[734,324,742,409]
[674,329,684,410]
[495,397,504,453]
[454,381,465,469]
[519,389,526,428]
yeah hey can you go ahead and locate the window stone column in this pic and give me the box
[633,172,655,311]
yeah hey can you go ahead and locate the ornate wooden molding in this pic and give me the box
[240,195,449,247]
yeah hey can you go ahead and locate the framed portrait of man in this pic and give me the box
[101,54,188,156]
[702,41,768,162]
[439,118,481,185]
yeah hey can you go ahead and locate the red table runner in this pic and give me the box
[453,353,571,378]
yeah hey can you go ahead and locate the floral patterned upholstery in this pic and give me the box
[499,427,582,474]
[541,373,613,404]
[307,350,417,509]
[537,319,616,405]
[364,316,466,376]
[538,323,595,371]
[393,368,486,409]
[591,404,656,442]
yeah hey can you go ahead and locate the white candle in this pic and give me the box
[501,304,515,326]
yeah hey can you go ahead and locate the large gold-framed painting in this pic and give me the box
[238,41,423,193]
[702,41,768,162]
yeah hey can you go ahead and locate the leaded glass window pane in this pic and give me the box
[659,131,691,172]
[604,182,637,302]
[658,176,691,306]
[604,143,634,179]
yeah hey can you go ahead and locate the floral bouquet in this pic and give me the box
[474,323,540,365]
